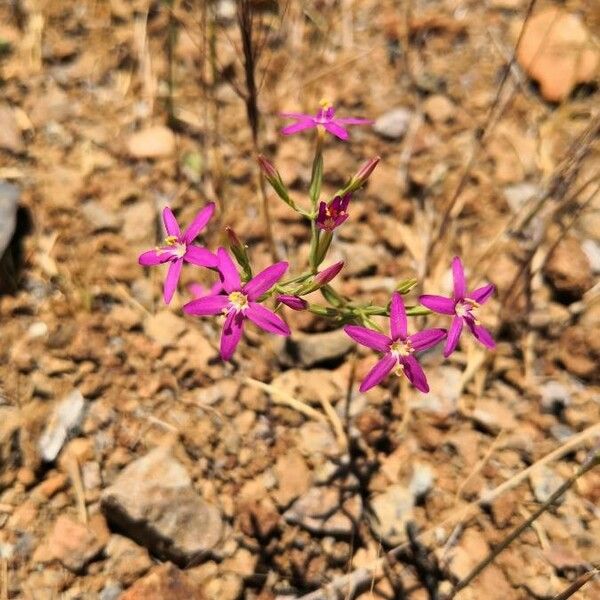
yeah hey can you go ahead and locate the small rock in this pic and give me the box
[530,466,565,504]
[373,107,412,140]
[105,534,153,585]
[414,366,461,416]
[203,571,242,600]
[471,399,517,434]
[581,239,600,274]
[101,446,223,565]
[82,201,123,232]
[278,329,354,368]
[297,421,340,457]
[369,484,415,545]
[544,237,593,299]
[540,380,570,414]
[38,389,87,462]
[0,104,24,153]
[284,486,362,536]
[0,181,20,258]
[423,94,455,123]
[273,450,312,507]
[503,182,539,213]
[121,562,205,600]
[122,201,156,242]
[100,583,123,600]
[409,463,434,499]
[36,515,105,572]
[127,126,175,159]
[517,8,599,102]
[144,310,186,346]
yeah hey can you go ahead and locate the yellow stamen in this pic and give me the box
[228,291,248,311]
[164,235,178,246]
[319,98,332,109]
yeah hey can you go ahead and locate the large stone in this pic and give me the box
[373,107,412,140]
[278,330,354,368]
[101,446,223,566]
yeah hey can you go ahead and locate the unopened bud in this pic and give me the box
[277,294,308,311]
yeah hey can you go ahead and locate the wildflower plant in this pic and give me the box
[138,102,496,393]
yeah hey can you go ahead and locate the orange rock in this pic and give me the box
[121,563,205,600]
[517,8,599,102]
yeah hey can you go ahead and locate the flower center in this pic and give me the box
[316,99,334,123]
[390,339,413,357]
[228,291,249,312]
[455,298,480,323]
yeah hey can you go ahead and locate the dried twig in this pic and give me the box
[549,568,600,600]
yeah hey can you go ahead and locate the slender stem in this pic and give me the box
[447,450,600,599]
[549,569,599,600]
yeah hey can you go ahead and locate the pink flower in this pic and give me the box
[183,248,290,360]
[277,295,308,311]
[344,293,446,393]
[138,204,217,304]
[188,281,223,298]
[316,194,350,231]
[419,256,496,357]
[281,102,372,141]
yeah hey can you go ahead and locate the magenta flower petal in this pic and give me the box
[281,120,314,136]
[220,311,244,361]
[409,328,447,351]
[216,247,241,293]
[344,325,390,353]
[452,256,466,298]
[359,354,397,393]
[244,261,288,301]
[419,294,455,315]
[277,295,308,311]
[389,292,407,340]
[323,121,350,140]
[182,202,215,243]
[162,207,180,237]
[470,283,496,304]
[444,316,463,357]
[183,294,228,316]
[246,302,290,336]
[163,258,183,304]
[139,249,171,266]
[184,245,217,268]
[466,320,496,349]
[188,283,206,298]
[402,356,429,393]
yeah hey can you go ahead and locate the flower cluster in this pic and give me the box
[138,103,496,395]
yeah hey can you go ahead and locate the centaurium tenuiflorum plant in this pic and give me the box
[138,102,496,389]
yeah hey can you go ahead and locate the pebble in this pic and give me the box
[517,8,599,102]
[120,562,205,600]
[529,466,566,504]
[284,486,362,536]
[373,107,412,140]
[0,180,19,258]
[273,449,312,507]
[278,330,354,368]
[38,389,87,462]
[369,484,415,545]
[101,446,223,565]
[82,200,123,232]
[0,104,24,153]
[544,237,593,299]
[539,380,570,414]
[126,125,175,159]
[144,310,186,347]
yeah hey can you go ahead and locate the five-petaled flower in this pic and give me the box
[183,248,290,360]
[281,101,372,141]
[316,194,350,231]
[419,256,496,357]
[344,293,446,393]
[138,204,217,304]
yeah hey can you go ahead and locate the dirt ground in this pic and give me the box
[1,0,599,599]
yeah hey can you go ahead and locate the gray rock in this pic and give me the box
[82,201,123,232]
[101,446,223,566]
[540,380,570,414]
[99,583,123,600]
[581,239,600,274]
[503,182,539,213]
[370,484,415,545]
[529,466,566,504]
[0,181,19,257]
[38,389,87,462]
[284,486,362,536]
[277,330,354,368]
[373,108,412,140]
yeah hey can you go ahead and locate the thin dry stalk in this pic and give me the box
[1,557,7,600]
[318,395,348,451]
[65,454,88,525]
[549,568,600,600]
[447,449,600,598]
[244,377,328,424]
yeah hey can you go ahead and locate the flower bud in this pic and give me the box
[257,154,278,179]
[315,261,344,285]
[343,156,380,194]
[226,227,252,280]
[277,294,308,311]
[257,154,296,210]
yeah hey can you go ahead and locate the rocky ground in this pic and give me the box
[0,0,599,599]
